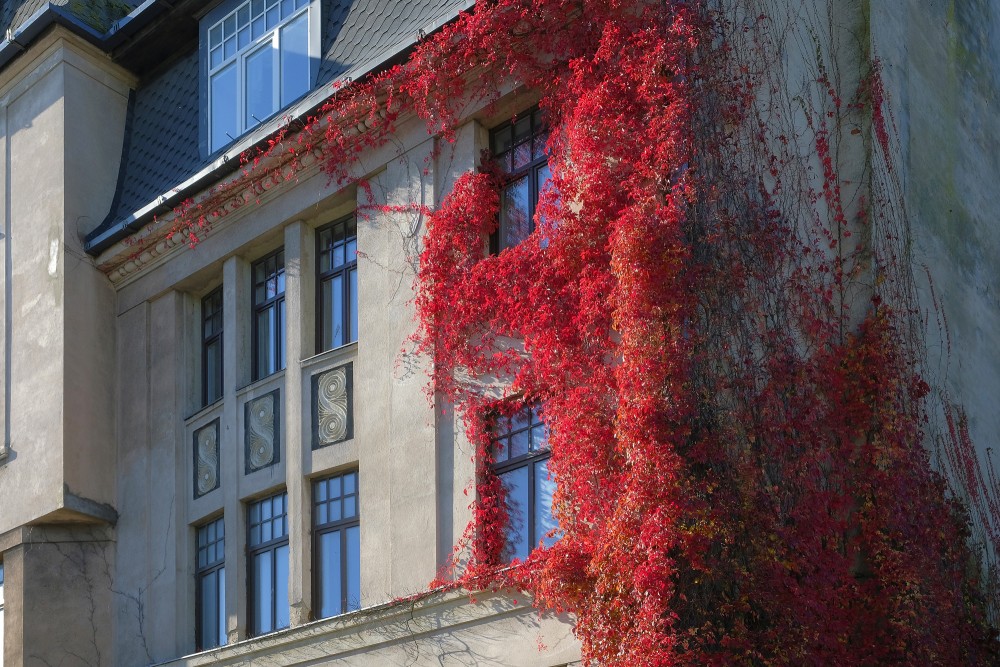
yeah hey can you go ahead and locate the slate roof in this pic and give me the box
[85,0,471,252]
[3,1,142,33]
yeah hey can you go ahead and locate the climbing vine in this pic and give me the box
[124,0,999,663]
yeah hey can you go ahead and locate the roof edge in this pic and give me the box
[84,0,477,257]
[0,1,171,72]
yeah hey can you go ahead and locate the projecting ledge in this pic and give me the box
[155,588,580,666]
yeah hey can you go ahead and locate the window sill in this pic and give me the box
[184,397,224,425]
[301,341,358,374]
[236,370,287,399]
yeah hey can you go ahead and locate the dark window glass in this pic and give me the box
[195,517,227,650]
[252,249,285,380]
[202,288,224,406]
[491,405,558,561]
[317,216,358,353]
[490,108,551,252]
[248,492,289,636]
[313,471,361,618]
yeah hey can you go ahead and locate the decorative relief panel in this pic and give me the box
[245,389,280,473]
[193,419,220,499]
[313,363,353,449]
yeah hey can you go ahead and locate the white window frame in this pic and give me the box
[206,0,318,153]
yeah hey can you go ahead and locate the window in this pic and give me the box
[207,0,314,152]
[252,249,285,380]
[490,108,551,252]
[316,216,358,352]
[491,405,559,561]
[202,288,224,406]
[313,471,361,618]
[248,492,289,636]
[195,517,227,650]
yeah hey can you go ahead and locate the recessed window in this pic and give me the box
[207,0,313,152]
[313,471,361,618]
[252,249,285,381]
[248,492,289,636]
[491,405,559,561]
[316,216,358,352]
[202,287,224,406]
[490,108,551,252]
[195,517,226,650]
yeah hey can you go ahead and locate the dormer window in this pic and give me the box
[205,0,318,153]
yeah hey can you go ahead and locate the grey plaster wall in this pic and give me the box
[0,31,128,534]
[871,0,1000,560]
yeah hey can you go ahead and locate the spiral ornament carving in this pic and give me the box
[194,419,220,498]
[317,367,349,445]
[245,391,279,472]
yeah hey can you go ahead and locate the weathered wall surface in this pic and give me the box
[872,0,1000,561]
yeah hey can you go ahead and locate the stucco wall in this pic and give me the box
[872,0,1000,561]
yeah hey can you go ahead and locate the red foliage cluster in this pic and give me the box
[135,0,999,662]
[405,1,999,665]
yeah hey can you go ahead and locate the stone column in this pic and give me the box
[222,255,250,641]
[283,220,314,625]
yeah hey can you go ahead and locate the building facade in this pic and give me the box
[0,0,580,665]
[0,0,997,665]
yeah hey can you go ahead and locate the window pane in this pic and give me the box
[500,467,530,561]
[346,525,360,611]
[500,176,531,248]
[534,459,559,548]
[211,65,238,151]
[253,551,273,634]
[199,571,219,648]
[513,115,531,144]
[318,530,342,618]
[510,429,530,459]
[205,339,222,404]
[320,278,333,351]
[277,299,286,371]
[275,545,289,629]
[346,236,357,264]
[513,141,532,170]
[280,13,310,105]
[316,500,327,525]
[246,43,275,129]
[493,126,512,154]
[349,268,358,343]
[217,568,227,646]
[210,24,223,48]
[256,306,274,377]
[330,274,344,348]
[530,423,548,451]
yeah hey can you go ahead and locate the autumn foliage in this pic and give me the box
[145,0,999,663]
[406,0,998,664]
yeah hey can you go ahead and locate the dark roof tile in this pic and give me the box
[90,0,469,248]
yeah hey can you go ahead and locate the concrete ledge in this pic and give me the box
[154,588,579,666]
